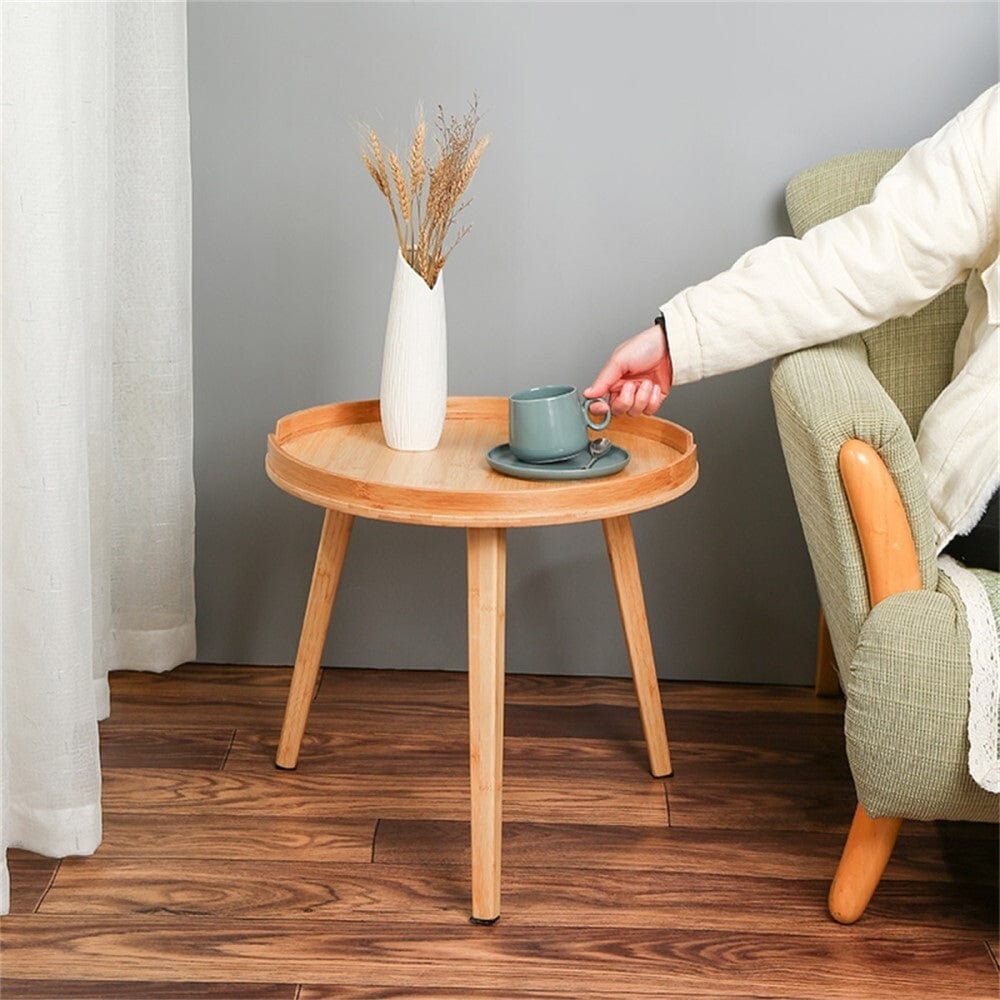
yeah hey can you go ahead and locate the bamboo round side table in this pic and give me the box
[265,396,698,924]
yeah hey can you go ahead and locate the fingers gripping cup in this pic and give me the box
[508,385,612,463]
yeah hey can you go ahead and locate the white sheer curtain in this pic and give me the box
[1,1,195,913]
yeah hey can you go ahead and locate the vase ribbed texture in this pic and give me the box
[380,249,447,451]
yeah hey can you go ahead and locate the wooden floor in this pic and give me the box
[2,664,997,999]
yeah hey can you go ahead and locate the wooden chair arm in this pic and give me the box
[830,438,918,924]
[838,439,922,606]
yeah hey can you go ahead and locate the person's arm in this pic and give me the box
[586,86,996,415]
[664,87,997,386]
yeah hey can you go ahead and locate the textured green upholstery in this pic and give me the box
[772,151,998,821]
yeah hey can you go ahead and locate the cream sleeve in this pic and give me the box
[662,86,998,386]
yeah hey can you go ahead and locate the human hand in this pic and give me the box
[584,325,673,416]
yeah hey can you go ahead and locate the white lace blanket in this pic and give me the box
[938,555,999,793]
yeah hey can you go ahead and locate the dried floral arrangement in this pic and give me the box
[362,97,489,289]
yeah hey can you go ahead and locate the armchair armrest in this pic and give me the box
[838,439,922,606]
[770,334,939,672]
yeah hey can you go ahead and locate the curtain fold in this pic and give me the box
[1,1,195,913]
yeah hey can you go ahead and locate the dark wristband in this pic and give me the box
[653,312,674,391]
[653,313,667,344]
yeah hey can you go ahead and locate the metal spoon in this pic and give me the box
[584,437,613,470]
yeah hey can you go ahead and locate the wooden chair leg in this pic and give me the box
[602,515,672,778]
[829,803,903,924]
[275,509,354,769]
[467,526,507,925]
[815,609,841,697]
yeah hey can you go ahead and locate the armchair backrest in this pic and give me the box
[784,150,967,436]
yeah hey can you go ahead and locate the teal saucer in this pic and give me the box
[486,442,630,481]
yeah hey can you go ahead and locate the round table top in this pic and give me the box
[266,397,697,528]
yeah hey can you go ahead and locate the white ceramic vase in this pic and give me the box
[379,249,447,451]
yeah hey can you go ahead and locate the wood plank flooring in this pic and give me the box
[2,663,997,999]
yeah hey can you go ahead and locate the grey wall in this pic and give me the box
[188,1,997,684]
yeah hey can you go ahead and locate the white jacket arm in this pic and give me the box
[662,88,997,386]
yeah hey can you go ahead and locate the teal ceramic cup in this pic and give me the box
[508,385,612,463]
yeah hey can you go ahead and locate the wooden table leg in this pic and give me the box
[602,515,672,778]
[275,509,354,770]
[467,526,507,924]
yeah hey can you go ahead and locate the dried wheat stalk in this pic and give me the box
[362,97,488,289]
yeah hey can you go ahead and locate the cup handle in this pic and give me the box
[583,394,612,431]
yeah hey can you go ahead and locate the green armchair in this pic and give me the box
[770,150,998,923]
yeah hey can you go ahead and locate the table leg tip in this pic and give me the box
[469,914,500,926]
[274,761,298,771]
